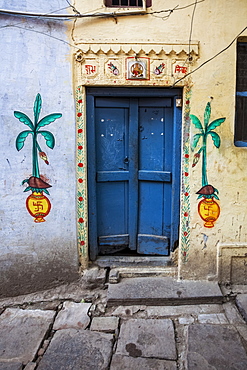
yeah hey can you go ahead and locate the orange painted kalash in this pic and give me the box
[25,176,52,223]
[26,191,51,223]
[197,185,220,228]
[198,197,220,228]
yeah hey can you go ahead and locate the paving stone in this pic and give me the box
[53,301,91,330]
[0,308,55,365]
[197,313,228,324]
[115,318,176,360]
[107,277,223,306]
[90,316,119,333]
[236,325,247,343]
[223,302,246,324]
[178,316,194,325]
[37,328,113,370]
[83,267,107,289]
[236,294,247,321]
[110,305,147,317]
[110,354,177,370]
[187,324,247,369]
[109,269,120,284]
[0,363,22,370]
[24,362,36,370]
[146,304,223,318]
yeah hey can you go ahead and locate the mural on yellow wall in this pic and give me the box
[191,101,225,228]
[15,94,62,222]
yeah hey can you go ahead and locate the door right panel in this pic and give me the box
[137,98,173,255]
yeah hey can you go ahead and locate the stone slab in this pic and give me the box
[110,305,147,317]
[0,363,22,370]
[187,324,247,369]
[24,363,36,370]
[107,277,223,306]
[236,294,247,322]
[53,301,91,330]
[197,313,228,324]
[110,354,177,370]
[178,316,194,325]
[90,316,119,333]
[0,308,55,365]
[37,328,113,370]
[115,318,176,360]
[146,304,223,318]
[236,324,247,342]
[83,267,107,289]
[223,302,246,324]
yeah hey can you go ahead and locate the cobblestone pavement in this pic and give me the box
[1,274,247,369]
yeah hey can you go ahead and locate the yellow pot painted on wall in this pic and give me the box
[198,198,220,228]
[26,192,51,223]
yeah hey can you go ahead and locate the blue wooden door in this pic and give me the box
[87,88,181,259]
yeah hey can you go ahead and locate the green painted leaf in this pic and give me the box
[14,111,34,130]
[36,113,62,130]
[43,188,50,195]
[213,194,219,200]
[192,133,202,148]
[208,131,221,148]
[190,115,204,132]
[22,178,29,185]
[34,94,42,124]
[207,117,226,132]
[16,130,32,151]
[24,186,32,192]
[39,130,55,149]
[204,102,211,128]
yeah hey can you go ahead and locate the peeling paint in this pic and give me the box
[201,234,208,250]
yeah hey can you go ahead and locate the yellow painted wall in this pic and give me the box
[73,0,247,282]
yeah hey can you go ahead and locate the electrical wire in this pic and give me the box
[188,0,198,57]
[173,24,247,86]
[0,1,205,20]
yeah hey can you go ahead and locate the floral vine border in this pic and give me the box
[75,84,191,265]
[76,86,88,267]
[180,84,192,263]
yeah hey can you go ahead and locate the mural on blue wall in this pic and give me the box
[15,94,62,222]
[191,101,225,228]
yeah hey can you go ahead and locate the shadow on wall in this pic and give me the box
[0,245,79,299]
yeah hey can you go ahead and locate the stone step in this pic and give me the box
[109,266,177,283]
[107,277,224,306]
[96,256,173,268]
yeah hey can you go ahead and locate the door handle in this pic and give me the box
[123,156,129,164]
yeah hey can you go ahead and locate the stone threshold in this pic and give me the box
[95,256,178,282]
[107,277,224,307]
[96,256,173,267]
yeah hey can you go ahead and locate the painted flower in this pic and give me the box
[192,152,200,167]
[39,151,49,165]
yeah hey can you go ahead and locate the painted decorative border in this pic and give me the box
[75,83,192,266]
[76,86,88,268]
[180,84,192,263]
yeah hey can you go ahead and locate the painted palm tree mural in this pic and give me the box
[15,94,62,222]
[191,101,225,228]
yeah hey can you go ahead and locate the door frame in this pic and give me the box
[86,87,182,260]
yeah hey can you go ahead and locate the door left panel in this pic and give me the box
[95,98,130,254]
